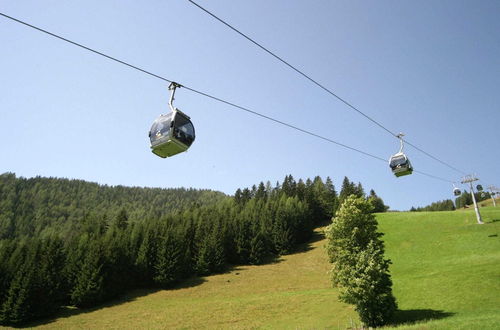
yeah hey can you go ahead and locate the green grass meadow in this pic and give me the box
[378,206,500,329]
[17,206,500,329]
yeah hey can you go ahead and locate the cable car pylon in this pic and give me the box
[487,185,498,207]
[461,174,483,224]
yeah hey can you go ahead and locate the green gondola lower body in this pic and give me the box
[393,166,413,177]
[151,137,189,158]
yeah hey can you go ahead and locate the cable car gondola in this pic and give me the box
[476,184,483,192]
[389,133,413,177]
[149,82,195,158]
[453,183,461,196]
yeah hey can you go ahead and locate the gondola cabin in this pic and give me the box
[453,188,461,196]
[476,184,483,192]
[389,153,413,177]
[149,110,195,158]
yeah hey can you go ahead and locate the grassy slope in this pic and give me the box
[473,197,499,208]
[28,231,358,329]
[378,207,500,329]
[20,207,500,329]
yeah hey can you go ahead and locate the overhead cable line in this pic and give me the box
[0,13,174,84]
[0,12,453,184]
[186,0,468,176]
[187,0,396,136]
[413,170,454,183]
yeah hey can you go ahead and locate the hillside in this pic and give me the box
[475,197,500,208]
[0,172,227,238]
[378,207,500,329]
[0,173,345,326]
[22,207,500,329]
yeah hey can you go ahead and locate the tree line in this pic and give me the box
[410,190,492,212]
[454,190,491,209]
[0,173,227,240]
[0,173,387,325]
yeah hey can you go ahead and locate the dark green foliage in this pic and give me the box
[0,237,66,324]
[0,172,386,325]
[413,190,492,212]
[254,182,267,201]
[326,195,397,327]
[0,173,227,239]
[410,199,456,212]
[338,177,365,212]
[134,226,158,286]
[367,189,389,213]
[195,225,225,275]
[249,231,267,265]
[454,190,491,209]
[70,241,104,308]
[154,227,183,287]
[112,208,129,231]
[101,230,133,299]
[0,260,36,324]
[305,176,337,224]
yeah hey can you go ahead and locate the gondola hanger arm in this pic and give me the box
[168,82,182,113]
[396,132,405,153]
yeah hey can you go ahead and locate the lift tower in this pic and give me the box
[461,175,483,224]
[487,185,498,207]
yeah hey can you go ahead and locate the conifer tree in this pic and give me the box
[254,182,267,201]
[338,176,354,209]
[296,179,306,200]
[135,227,158,285]
[234,188,243,206]
[240,188,252,205]
[249,230,267,265]
[0,261,36,324]
[154,229,182,287]
[367,189,389,213]
[324,177,339,216]
[34,237,66,316]
[70,241,104,308]
[272,195,296,254]
[112,208,129,231]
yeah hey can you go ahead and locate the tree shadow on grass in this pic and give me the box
[290,230,325,255]
[219,229,325,272]
[18,277,206,328]
[389,309,454,326]
[20,230,327,327]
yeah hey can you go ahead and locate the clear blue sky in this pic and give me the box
[1,0,499,210]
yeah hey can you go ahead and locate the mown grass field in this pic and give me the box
[19,206,500,329]
[378,206,500,329]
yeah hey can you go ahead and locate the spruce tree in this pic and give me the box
[70,241,104,308]
[154,229,182,287]
[249,231,267,265]
[254,182,267,201]
[367,189,389,213]
[112,208,129,231]
[0,262,36,324]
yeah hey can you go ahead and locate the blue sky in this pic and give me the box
[1,0,499,210]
